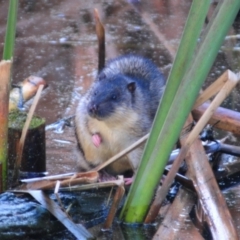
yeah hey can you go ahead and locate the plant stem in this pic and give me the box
[3,0,19,60]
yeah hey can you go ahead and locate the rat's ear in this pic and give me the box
[97,72,106,81]
[127,82,136,93]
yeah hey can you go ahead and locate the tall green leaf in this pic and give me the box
[3,0,18,60]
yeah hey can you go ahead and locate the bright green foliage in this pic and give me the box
[3,0,18,60]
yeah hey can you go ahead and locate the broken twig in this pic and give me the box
[12,84,44,183]
[94,8,105,72]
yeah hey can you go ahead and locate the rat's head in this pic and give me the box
[87,74,137,121]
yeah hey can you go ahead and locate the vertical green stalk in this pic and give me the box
[139,0,210,170]
[3,0,19,60]
[121,0,240,223]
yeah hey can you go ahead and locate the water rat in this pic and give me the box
[75,55,165,174]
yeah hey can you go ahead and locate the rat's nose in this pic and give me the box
[88,103,98,116]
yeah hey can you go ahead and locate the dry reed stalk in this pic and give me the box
[193,102,240,135]
[25,171,99,190]
[193,70,229,109]
[94,8,105,72]
[183,116,238,239]
[13,84,44,182]
[153,188,201,240]
[94,133,149,172]
[103,176,125,229]
[0,60,12,190]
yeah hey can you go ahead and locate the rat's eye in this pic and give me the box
[112,94,117,100]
